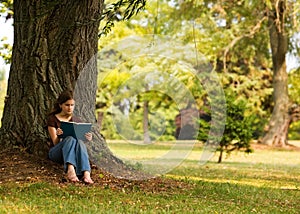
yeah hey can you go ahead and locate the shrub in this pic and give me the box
[198,91,255,163]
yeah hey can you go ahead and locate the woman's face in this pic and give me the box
[59,99,75,116]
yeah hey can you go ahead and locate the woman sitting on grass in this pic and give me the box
[47,89,94,184]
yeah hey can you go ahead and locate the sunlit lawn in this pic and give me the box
[1,140,300,213]
[108,140,300,189]
[172,148,300,190]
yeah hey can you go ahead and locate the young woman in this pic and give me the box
[47,89,94,184]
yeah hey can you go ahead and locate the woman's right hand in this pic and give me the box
[56,128,63,136]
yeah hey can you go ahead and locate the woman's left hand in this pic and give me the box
[85,132,92,141]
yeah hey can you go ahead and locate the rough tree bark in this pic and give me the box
[261,0,290,146]
[0,0,124,172]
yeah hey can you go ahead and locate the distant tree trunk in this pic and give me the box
[143,100,151,144]
[261,0,290,146]
[97,111,104,129]
[290,105,300,123]
[218,148,223,163]
[0,0,120,169]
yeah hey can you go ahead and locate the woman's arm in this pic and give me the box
[48,126,62,146]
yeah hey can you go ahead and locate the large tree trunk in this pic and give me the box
[261,0,290,146]
[0,0,122,169]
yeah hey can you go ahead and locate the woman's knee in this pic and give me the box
[64,136,76,142]
[63,136,77,146]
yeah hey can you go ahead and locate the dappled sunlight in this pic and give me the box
[166,174,300,190]
[166,144,300,190]
[186,145,300,166]
[106,140,300,187]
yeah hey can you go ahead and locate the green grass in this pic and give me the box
[1,182,299,213]
[1,141,300,214]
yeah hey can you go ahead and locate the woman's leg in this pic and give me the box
[49,136,79,182]
[61,136,78,173]
[75,140,93,184]
[75,140,91,173]
[49,136,92,183]
[62,137,92,182]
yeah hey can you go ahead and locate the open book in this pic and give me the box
[60,121,92,140]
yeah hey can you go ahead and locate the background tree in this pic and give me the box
[171,0,300,145]
[260,0,299,146]
[98,0,275,141]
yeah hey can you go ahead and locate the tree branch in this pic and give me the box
[223,17,268,73]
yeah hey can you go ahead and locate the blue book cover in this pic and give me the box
[60,121,92,140]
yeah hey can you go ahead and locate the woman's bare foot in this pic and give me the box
[82,171,94,184]
[67,164,79,182]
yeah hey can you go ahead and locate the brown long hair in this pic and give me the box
[48,89,74,116]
